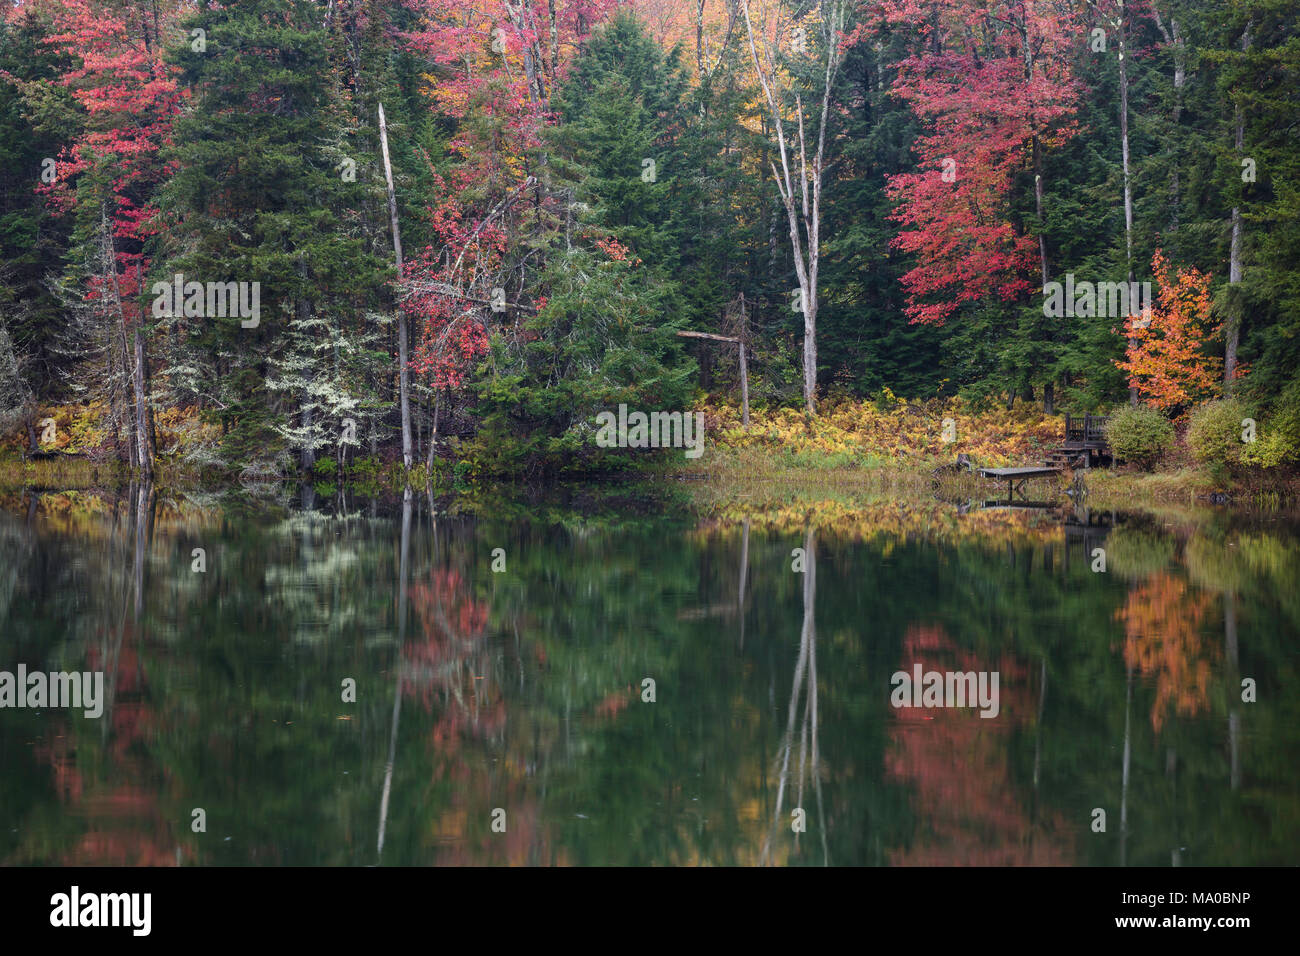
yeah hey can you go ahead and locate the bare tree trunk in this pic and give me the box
[740,0,847,417]
[696,0,706,79]
[1118,4,1133,285]
[103,205,146,470]
[1225,22,1252,392]
[132,326,154,475]
[379,103,413,469]
[1116,1,1138,406]
[425,390,440,471]
[1033,137,1050,285]
[297,258,315,473]
[1153,6,1186,238]
[1031,131,1055,414]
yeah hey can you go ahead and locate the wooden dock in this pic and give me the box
[978,465,1062,499]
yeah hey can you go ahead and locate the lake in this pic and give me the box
[2,484,1297,865]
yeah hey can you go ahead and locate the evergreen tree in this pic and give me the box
[158,0,389,472]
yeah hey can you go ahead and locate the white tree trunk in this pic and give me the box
[379,102,413,469]
[740,0,846,416]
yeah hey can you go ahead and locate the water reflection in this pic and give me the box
[1,487,1298,866]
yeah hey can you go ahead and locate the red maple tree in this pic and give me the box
[867,0,1083,325]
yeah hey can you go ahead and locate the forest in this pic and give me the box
[0,0,1297,481]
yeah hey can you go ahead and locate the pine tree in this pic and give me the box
[158,0,389,473]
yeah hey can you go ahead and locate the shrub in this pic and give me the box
[1187,399,1250,468]
[1105,404,1174,469]
[1242,377,1300,468]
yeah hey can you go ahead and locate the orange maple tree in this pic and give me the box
[1115,250,1222,414]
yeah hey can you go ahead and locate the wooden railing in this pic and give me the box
[1064,413,1110,444]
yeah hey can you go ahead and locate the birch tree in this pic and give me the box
[740,0,848,416]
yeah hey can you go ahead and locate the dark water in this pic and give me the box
[1,485,1297,866]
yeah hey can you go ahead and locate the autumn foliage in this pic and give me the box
[886,625,1070,865]
[1116,573,1218,732]
[40,0,181,330]
[1115,250,1223,416]
[873,0,1082,325]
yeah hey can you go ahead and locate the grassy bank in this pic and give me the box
[673,397,1300,510]
[4,395,1297,510]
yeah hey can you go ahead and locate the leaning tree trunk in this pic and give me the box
[378,103,413,469]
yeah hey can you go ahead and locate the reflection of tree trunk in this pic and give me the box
[105,482,153,740]
[1120,662,1132,866]
[1225,591,1240,790]
[809,593,828,866]
[378,487,413,859]
[1167,746,1179,866]
[1033,657,1047,790]
[1027,656,1048,855]
[737,517,750,651]
[762,525,827,865]
[132,480,152,620]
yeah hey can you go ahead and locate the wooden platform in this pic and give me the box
[1048,413,1112,468]
[978,465,1062,499]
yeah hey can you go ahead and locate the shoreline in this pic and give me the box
[3,451,1294,517]
[4,397,1296,513]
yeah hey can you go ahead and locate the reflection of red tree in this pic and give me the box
[405,567,562,863]
[594,687,633,719]
[1116,573,1217,731]
[36,641,179,865]
[408,567,503,749]
[886,625,1071,865]
[408,569,489,667]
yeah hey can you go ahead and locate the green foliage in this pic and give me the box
[1106,404,1175,469]
[4,0,1300,481]
[469,248,694,475]
[467,19,696,477]
[1243,377,1300,468]
[1187,398,1251,467]
[158,0,390,469]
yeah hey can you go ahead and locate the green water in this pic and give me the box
[1,485,1297,865]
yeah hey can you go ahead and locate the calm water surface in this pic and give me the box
[2,485,1297,865]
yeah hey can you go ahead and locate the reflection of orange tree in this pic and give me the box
[1116,573,1218,732]
[886,625,1071,865]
